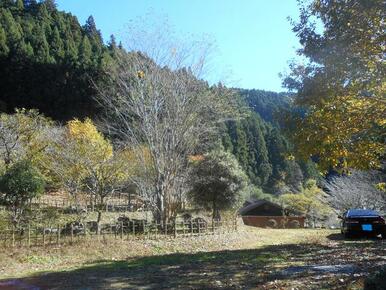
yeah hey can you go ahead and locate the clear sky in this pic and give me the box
[56,0,301,92]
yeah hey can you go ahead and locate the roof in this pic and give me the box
[239,199,282,215]
[347,209,380,217]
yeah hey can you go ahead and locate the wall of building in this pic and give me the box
[243,205,283,216]
[242,216,305,228]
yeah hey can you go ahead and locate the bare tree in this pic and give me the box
[96,29,240,223]
[324,169,386,212]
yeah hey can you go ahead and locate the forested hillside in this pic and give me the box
[221,109,319,195]
[0,0,119,121]
[237,89,292,123]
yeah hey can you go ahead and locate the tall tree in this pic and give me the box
[284,0,385,171]
[188,150,247,220]
[97,45,239,224]
[78,35,92,66]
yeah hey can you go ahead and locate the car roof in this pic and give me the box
[347,209,379,217]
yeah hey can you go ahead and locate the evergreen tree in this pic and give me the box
[43,0,56,12]
[16,0,24,11]
[30,24,51,62]
[0,26,9,56]
[0,2,107,120]
[224,113,272,187]
[244,114,272,186]
[50,25,64,59]
[265,126,289,184]
[108,34,117,51]
[1,9,23,50]
[78,35,92,66]
[0,0,15,9]
[23,0,37,8]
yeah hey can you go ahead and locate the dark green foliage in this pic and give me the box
[224,113,272,187]
[0,160,45,226]
[0,1,116,121]
[0,160,45,205]
[237,89,292,123]
[188,150,247,219]
[265,126,289,184]
[222,90,319,194]
[299,159,321,184]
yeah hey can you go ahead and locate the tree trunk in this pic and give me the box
[155,193,164,224]
[212,199,217,221]
[96,196,104,235]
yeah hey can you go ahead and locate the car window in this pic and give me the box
[347,209,379,217]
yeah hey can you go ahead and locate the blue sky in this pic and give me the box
[57,0,301,92]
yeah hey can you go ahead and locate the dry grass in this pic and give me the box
[0,226,384,289]
[0,226,333,278]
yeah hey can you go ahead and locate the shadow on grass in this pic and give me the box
[327,233,384,241]
[2,241,385,290]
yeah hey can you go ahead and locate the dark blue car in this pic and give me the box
[339,209,385,238]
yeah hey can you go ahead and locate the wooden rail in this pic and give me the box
[0,219,238,248]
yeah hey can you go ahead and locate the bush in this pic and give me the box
[0,160,45,227]
[188,150,248,220]
[364,266,386,290]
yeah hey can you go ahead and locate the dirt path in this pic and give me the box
[0,227,385,289]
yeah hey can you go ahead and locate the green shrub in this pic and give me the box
[0,160,45,227]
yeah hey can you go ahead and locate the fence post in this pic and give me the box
[132,221,135,236]
[142,220,146,239]
[164,222,168,236]
[174,220,177,238]
[190,220,193,236]
[42,226,46,247]
[84,221,88,237]
[12,226,15,248]
[120,221,123,240]
[198,221,201,236]
[57,224,61,245]
[234,218,237,231]
[70,223,74,245]
[35,226,38,246]
[28,224,31,248]
[183,222,186,236]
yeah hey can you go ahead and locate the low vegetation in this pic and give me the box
[0,227,384,289]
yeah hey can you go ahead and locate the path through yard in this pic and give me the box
[0,226,385,289]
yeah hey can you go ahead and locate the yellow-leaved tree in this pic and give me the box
[0,109,54,175]
[284,0,385,172]
[50,118,129,229]
[280,179,332,227]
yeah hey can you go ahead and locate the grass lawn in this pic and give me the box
[0,226,385,289]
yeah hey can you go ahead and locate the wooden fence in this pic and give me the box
[0,219,238,248]
[30,196,147,213]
